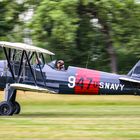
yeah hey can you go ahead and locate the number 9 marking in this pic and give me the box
[68,76,76,88]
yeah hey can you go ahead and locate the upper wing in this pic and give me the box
[119,77,140,84]
[0,41,55,55]
[10,83,57,94]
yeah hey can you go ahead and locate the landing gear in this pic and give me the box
[13,101,21,114]
[0,101,21,116]
[0,84,21,116]
[0,101,14,116]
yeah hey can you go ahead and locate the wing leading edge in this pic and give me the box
[10,83,57,94]
[0,41,55,55]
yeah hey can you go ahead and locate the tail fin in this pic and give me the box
[127,60,140,78]
[119,60,140,84]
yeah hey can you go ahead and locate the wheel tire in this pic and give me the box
[0,101,14,116]
[13,101,21,114]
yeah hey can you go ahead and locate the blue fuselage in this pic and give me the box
[0,60,138,95]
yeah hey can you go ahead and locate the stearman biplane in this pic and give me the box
[0,41,139,116]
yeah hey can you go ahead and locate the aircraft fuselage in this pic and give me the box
[0,60,139,95]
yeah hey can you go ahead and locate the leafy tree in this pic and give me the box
[0,0,25,41]
[29,0,140,73]
[80,0,140,72]
[30,0,105,69]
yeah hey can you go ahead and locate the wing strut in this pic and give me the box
[50,55,53,61]
[35,52,46,87]
[12,49,16,61]
[3,47,15,80]
[17,50,25,82]
[8,48,11,61]
[41,53,45,64]
[29,52,35,62]
[24,51,37,86]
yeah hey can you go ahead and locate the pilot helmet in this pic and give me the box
[57,60,64,65]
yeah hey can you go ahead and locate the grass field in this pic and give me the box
[0,91,140,140]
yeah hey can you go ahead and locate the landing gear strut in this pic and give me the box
[0,84,21,116]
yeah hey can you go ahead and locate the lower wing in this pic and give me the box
[10,83,57,94]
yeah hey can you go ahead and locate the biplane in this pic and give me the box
[0,41,139,116]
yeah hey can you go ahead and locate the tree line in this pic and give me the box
[0,0,140,74]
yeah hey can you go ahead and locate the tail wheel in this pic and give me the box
[13,101,21,114]
[0,101,14,116]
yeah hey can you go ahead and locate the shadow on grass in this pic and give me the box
[18,112,138,118]
[18,112,97,118]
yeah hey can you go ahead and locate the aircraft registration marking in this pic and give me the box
[68,76,125,92]
[68,69,125,94]
[68,69,100,94]
[99,82,124,91]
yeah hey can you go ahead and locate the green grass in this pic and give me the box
[0,91,140,140]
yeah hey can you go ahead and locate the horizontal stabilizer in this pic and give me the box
[10,83,57,94]
[119,77,140,84]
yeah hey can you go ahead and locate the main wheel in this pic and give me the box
[0,101,14,116]
[13,101,21,114]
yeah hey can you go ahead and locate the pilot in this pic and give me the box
[56,60,65,71]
